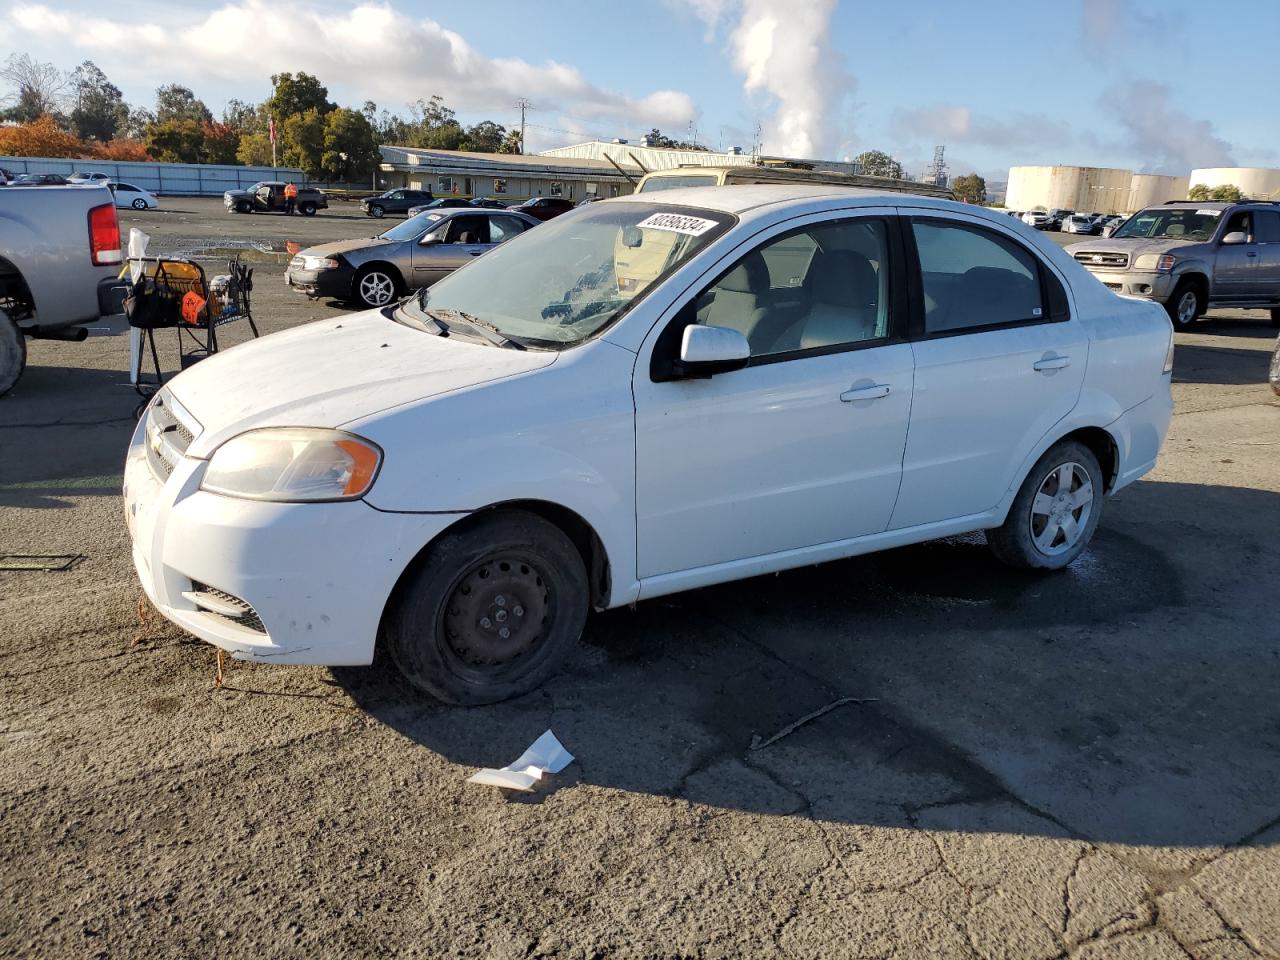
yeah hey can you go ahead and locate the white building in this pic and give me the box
[1187,167,1280,200]
[539,140,863,177]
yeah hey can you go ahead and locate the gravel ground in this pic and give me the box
[2,199,1279,959]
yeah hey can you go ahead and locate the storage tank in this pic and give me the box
[1127,174,1189,212]
[1187,167,1280,200]
[1006,165,1133,214]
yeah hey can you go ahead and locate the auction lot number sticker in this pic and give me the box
[637,213,719,236]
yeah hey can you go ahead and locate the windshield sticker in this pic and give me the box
[636,212,718,237]
[1195,209,1221,217]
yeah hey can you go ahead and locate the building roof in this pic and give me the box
[538,140,862,176]
[378,145,637,181]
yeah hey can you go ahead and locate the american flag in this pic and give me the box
[269,118,276,144]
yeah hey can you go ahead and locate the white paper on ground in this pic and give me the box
[466,730,574,792]
[126,228,151,385]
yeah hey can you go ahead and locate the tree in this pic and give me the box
[642,128,708,150]
[222,98,259,135]
[145,119,205,163]
[951,173,987,204]
[68,61,124,142]
[853,150,904,179]
[0,114,81,157]
[91,139,150,162]
[0,54,67,124]
[320,108,380,180]
[153,84,212,125]
[117,106,153,140]
[497,128,522,155]
[362,101,410,145]
[280,108,326,176]
[236,131,274,166]
[267,72,332,123]
[1188,183,1244,202]
[463,120,506,153]
[201,121,240,165]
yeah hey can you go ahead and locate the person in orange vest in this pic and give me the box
[283,181,298,214]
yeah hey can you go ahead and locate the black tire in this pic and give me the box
[368,203,385,219]
[235,200,252,214]
[0,310,27,397]
[384,510,589,705]
[1165,278,1203,330]
[131,198,147,210]
[352,266,401,308]
[299,202,317,216]
[986,440,1104,571]
[1270,307,1279,328]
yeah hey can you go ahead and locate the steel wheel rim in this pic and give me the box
[359,272,394,306]
[1029,461,1093,557]
[1177,290,1197,325]
[438,553,553,684]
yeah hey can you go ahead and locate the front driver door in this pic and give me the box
[1213,211,1260,302]
[633,211,915,584]
[412,214,490,287]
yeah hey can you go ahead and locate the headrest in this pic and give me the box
[718,252,770,293]
[809,250,877,307]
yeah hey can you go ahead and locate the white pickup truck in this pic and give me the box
[0,184,130,395]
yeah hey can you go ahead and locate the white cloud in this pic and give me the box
[891,104,1071,151]
[9,0,697,138]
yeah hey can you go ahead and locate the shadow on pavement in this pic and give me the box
[338,480,1280,850]
[1173,340,1275,386]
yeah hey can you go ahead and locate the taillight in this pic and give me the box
[1163,332,1175,375]
[88,203,121,266]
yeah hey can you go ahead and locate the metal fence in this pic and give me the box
[0,157,306,196]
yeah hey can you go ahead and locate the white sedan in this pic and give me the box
[124,186,1174,704]
[109,181,158,210]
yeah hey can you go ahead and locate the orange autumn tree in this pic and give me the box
[0,114,83,158]
[91,139,150,161]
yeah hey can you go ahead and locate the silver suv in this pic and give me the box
[1065,201,1280,329]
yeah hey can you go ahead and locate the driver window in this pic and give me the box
[446,215,489,244]
[695,219,891,358]
[1222,211,1253,242]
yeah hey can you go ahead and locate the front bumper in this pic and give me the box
[1079,269,1175,300]
[123,414,459,665]
[285,264,353,300]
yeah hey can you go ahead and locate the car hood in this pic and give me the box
[297,237,395,258]
[1065,236,1198,257]
[167,310,556,458]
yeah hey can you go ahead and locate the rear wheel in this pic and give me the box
[368,204,385,219]
[385,511,589,705]
[1165,279,1203,330]
[131,198,147,210]
[1270,307,1279,328]
[353,266,400,308]
[0,310,27,397]
[299,202,317,216]
[986,440,1104,571]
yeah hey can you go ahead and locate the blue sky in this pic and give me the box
[3,0,1276,180]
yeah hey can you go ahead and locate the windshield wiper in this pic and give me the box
[425,307,524,351]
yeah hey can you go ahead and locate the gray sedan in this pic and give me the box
[285,209,540,308]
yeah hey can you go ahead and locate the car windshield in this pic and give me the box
[396,202,735,346]
[639,175,719,193]
[1113,208,1220,241]
[380,211,446,241]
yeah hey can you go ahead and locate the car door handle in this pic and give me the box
[1246,251,1257,258]
[1033,356,1071,372]
[840,384,890,402]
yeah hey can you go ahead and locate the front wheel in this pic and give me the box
[235,200,252,214]
[385,511,589,705]
[353,267,399,308]
[986,440,1104,571]
[1270,307,1279,328]
[1165,279,1203,330]
[0,310,27,397]
[131,198,148,210]
[368,204,385,219]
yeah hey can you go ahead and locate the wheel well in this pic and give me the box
[1060,426,1119,492]
[0,256,35,322]
[1177,272,1208,300]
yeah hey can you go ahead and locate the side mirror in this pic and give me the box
[674,324,750,379]
[418,233,441,246]
[1221,231,1248,245]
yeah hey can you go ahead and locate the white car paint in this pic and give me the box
[124,184,1174,668]
[109,182,159,210]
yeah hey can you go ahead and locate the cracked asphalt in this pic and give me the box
[2,199,1279,959]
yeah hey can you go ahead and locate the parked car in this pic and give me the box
[127,186,1175,705]
[1101,216,1127,237]
[1021,210,1052,229]
[69,171,111,184]
[509,196,576,221]
[469,197,509,209]
[1061,215,1093,235]
[0,184,128,394]
[11,173,69,186]
[109,181,158,210]
[1046,209,1073,230]
[1066,200,1280,328]
[224,181,327,216]
[284,208,538,308]
[404,198,475,217]
[362,189,434,218]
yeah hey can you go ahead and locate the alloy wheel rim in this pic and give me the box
[1177,291,1197,325]
[359,272,394,306]
[133,199,146,209]
[440,554,551,680]
[1029,461,1093,556]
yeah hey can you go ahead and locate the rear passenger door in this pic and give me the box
[1251,210,1280,295]
[891,213,1086,530]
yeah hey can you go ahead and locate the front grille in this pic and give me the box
[1073,250,1129,269]
[144,392,200,481]
[1103,282,1122,291]
[188,582,267,634]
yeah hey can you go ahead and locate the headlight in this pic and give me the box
[1134,254,1176,272]
[302,256,339,270]
[201,428,382,502]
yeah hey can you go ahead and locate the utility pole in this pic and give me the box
[516,98,532,153]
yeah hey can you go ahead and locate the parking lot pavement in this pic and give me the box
[2,199,1279,958]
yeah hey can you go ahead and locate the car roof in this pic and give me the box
[609,183,962,215]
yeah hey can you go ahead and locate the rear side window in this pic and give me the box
[1252,210,1280,243]
[488,215,528,243]
[912,221,1045,334]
